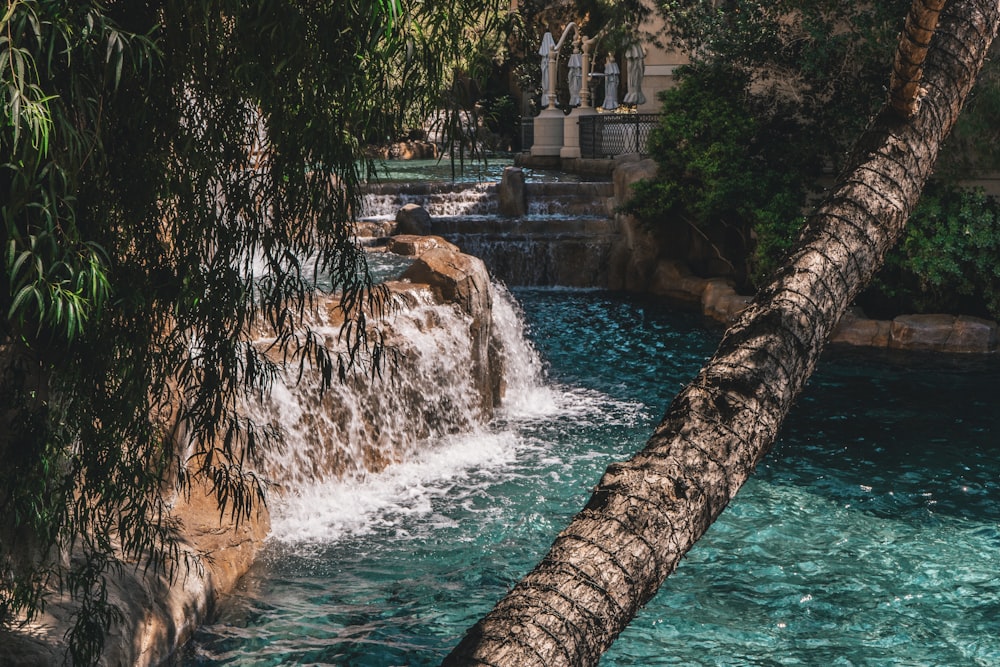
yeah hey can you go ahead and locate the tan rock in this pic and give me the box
[649,260,709,307]
[401,248,489,318]
[702,279,750,324]
[3,477,270,667]
[612,156,657,205]
[608,214,661,291]
[830,310,891,347]
[885,313,998,352]
[386,234,459,257]
[498,166,527,218]
[395,203,433,236]
[947,315,997,352]
[889,314,957,351]
[353,219,396,239]
[172,479,271,602]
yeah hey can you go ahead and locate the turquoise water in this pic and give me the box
[183,290,1000,666]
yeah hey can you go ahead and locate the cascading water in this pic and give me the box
[249,279,551,544]
[187,290,1000,666]
[358,181,619,287]
[360,182,499,220]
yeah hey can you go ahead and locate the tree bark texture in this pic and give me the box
[443,2,1000,665]
[889,0,949,118]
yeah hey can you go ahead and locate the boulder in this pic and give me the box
[401,247,497,412]
[375,140,439,160]
[701,279,750,324]
[402,248,490,322]
[950,315,998,352]
[1,476,269,667]
[387,234,459,257]
[498,166,528,218]
[612,156,657,205]
[395,203,433,236]
[889,313,997,353]
[607,214,660,291]
[830,310,891,348]
[889,314,958,351]
[648,260,710,307]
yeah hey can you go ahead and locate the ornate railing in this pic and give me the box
[579,113,659,159]
[520,117,534,153]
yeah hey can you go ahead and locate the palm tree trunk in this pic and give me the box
[443,1,1000,665]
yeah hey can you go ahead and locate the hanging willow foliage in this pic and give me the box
[0,1,516,663]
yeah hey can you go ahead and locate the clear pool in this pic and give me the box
[183,290,1000,666]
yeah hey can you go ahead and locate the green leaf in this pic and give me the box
[9,283,43,320]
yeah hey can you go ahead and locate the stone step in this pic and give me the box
[361,180,616,220]
[446,236,617,288]
[428,215,617,236]
[362,181,497,196]
[524,181,614,197]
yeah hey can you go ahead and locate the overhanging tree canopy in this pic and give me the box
[1,0,512,663]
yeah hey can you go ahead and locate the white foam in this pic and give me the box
[252,277,650,548]
[268,430,520,544]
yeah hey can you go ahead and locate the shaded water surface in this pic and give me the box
[185,290,1000,666]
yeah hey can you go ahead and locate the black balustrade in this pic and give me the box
[520,117,534,153]
[578,113,659,159]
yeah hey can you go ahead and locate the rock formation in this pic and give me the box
[1,239,508,664]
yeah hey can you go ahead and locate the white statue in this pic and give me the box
[624,43,646,106]
[603,53,620,111]
[538,31,556,105]
[567,43,583,107]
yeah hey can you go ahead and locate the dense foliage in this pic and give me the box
[659,0,911,171]
[623,63,815,289]
[0,0,511,662]
[862,184,1000,319]
[631,0,1000,311]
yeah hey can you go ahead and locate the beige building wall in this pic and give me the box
[633,9,688,113]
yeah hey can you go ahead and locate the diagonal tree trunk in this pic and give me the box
[443,1,1000,665]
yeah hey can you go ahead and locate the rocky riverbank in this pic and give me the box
[0,238,506,665]
[610,155,998,354]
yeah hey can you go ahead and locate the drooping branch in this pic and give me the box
[888,0,949,118]
[442,1,999,665]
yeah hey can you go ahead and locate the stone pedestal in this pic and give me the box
[560,107,596,159]
[531,108,564,157]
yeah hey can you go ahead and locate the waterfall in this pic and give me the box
[358,180,619,288]
[450,235,614,287]
[360,182,498,220]
[248,281,549,543]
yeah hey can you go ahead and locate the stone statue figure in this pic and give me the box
[567,45,583,107]
[538,31,556,105]
[603,53,620,111]
[624,43,646,106]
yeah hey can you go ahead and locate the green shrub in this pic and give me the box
[860,184,1000,320]
[623,63,816,290]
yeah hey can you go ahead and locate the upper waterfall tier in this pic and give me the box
[356,181,620,288]
[360,181,615,221]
